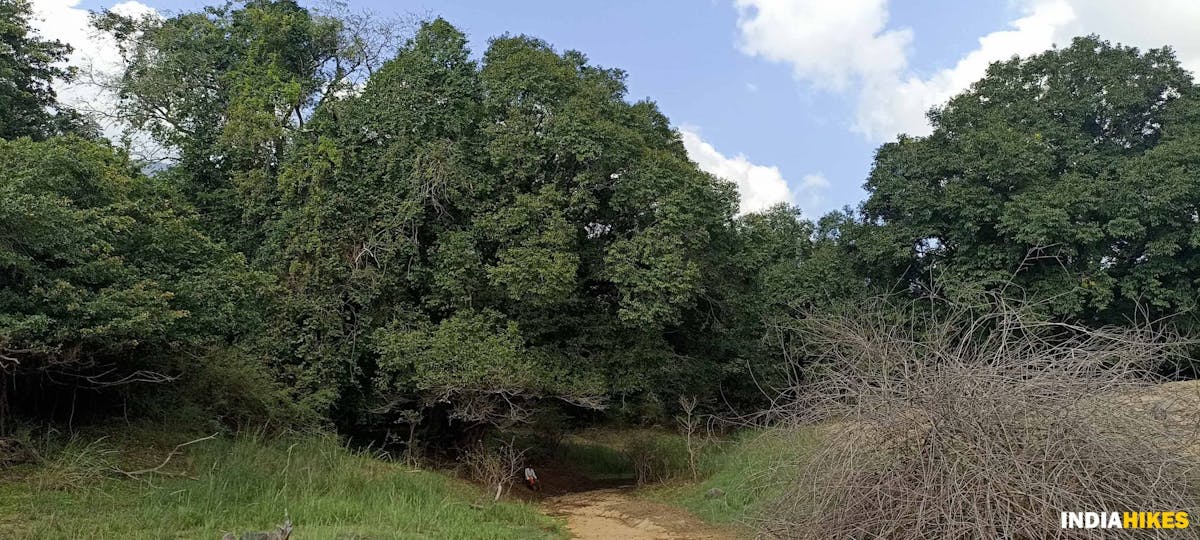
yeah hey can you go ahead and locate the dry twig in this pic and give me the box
[112,433,218,480]
[758,294,1200,539]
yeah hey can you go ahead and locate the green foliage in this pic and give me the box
[127,348,317,432]
[94,0,361,255]
[0,137,268,389]
[374,310,603,423]
[28,0,1200,443]
[0,0,90,140]
[657,203,870,405]
[861,36,1200,323]
[67,3,863,430]
[265,18,744,426]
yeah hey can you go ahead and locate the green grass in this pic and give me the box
[0,429,564,539]
[552,428,693,482]
[645,428,820,526]
[553,426,819,530]
[554,439,633,479]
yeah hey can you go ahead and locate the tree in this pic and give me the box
[861,36,1200,322]
[269,20,742,429]
[94,0,403,256]
[83,4,868,433]
[672,204,869,406]
[0,136,268,425]
[0,0,90,139]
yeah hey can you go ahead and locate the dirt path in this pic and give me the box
[543,488,738,540]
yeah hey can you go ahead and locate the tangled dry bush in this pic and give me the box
[760,295,1200,539]
[462,438,527,502]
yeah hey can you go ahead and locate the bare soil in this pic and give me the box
[543,487,738,540]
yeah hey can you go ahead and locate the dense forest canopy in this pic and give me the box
[858,37,1200,324]
[1,0,1197,443]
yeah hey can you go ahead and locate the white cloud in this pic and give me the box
[736,0,1200,142]
[1049,0,1200,74]
[681,127,815,216]
[796,173,830,217]
[29,0,159,147]
[734,0,911,91]
[854,0,1073,140]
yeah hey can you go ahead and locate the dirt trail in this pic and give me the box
[543,488,737,540]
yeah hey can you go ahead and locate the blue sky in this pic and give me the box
[49,0,1200,218]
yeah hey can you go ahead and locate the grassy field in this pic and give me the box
[0,427,564,539]
[551,428,692,483]
[645,428,819,526]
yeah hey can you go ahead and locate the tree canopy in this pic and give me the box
[0,136,268,403]
[4,0,1198,440]
[860,36,1200,323]
[0,0,91,139]
[269,20,745,425]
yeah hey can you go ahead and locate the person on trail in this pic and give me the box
[524,466,539,491]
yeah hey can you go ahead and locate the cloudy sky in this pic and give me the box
[32,0,1200,217]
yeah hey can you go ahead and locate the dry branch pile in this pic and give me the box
[462,438,527,502]
[762,296,1200,539]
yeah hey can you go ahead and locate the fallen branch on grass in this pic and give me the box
[112,433,218,479]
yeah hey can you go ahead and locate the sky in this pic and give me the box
[30,0,1200,218]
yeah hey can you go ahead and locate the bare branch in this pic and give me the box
[112,433,218,479]
[756,293,1200,539]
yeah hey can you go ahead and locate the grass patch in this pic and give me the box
[552,428,693,483]
[0,429,564,539]
[646,428,820,526]
[554,439,632,479]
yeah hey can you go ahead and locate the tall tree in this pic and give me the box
[95,0,399,256]
[271,20,742,428]
[0,0,88,139]
[0,136,268,425]
[861,36,1200,321]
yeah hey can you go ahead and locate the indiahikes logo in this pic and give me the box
[1061,511,1190,529]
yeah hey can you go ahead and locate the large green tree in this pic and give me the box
[861,36,1200,322]
[0,0,90,139]
[85,3,865,432]
[269,20,741,428]
[0,136,268,424]
[96,0,394,256]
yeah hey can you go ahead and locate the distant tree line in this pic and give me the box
[1,0,1196,442]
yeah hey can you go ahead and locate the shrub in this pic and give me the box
[461,438,528,501]
[127,348,317,433]
[763,295,1200,539]
[623,432,690,485]
[29,435,116,491]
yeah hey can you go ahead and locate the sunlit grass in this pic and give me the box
[645,428,820,525]
[0,430,564,539]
